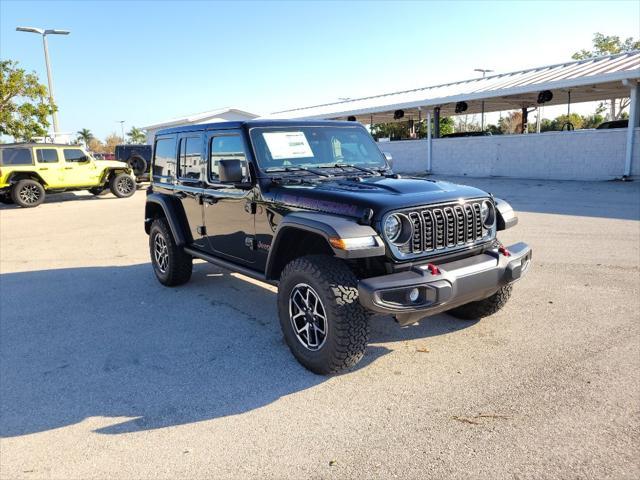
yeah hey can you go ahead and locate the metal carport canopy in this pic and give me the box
[268,51,640,122]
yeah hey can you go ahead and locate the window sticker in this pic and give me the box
[262,131,314,159]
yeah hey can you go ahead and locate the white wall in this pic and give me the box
[378,128,640,180]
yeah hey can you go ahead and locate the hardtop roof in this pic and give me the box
[155,119,363,137]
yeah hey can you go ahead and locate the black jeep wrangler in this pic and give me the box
[145,120,531,374]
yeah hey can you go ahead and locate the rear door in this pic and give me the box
[176,133,207,248]
[34,147,64,187]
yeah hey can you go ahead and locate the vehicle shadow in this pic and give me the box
[0,192,127,210]
[0,262,473,437]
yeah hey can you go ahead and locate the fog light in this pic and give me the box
[408,288,420,303]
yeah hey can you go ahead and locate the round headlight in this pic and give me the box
[384,214,402,242]
[481,200,495,228]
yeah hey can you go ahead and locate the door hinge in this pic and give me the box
[197,226,207,236]
[245,236,256,250]
[245,201,257,214]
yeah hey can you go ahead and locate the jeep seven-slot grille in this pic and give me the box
[407,201,484,254]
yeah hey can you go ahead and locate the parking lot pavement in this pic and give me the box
[1,178,639,479]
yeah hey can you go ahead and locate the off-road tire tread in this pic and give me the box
[149,218,192,286]
[109,172,135,198]
[448,284,513,320]
[278,255,369,374]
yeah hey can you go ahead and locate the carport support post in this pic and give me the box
[521,107,528,134]
[623,83,639,178]
[427,111,432,173]
[433,107,440,138]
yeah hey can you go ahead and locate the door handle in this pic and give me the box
[64,167,73,170]
[39,168,48,171]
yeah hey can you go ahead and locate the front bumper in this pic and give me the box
[358,242,532,325]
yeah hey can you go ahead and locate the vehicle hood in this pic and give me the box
[94,159,131,170]
[269,176,489,219]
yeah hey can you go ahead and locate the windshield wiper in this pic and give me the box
[265,166,332,177]
[320,163,384,175]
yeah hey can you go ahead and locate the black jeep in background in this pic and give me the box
[115,144,151,181]
[144,120,531,374]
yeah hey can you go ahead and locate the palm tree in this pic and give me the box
[76,128,93,146]
[127,126,146,144]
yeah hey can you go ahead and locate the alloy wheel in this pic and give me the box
[154,233,169,273]
[116,176,135,195]
[19,184,41,205]
[289,283,328,351]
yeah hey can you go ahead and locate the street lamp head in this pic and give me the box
[16,26,45,34]
[44,29,70,35]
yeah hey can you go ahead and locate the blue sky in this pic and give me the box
[1,0,639,139]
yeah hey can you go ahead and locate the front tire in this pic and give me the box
[277,255,369,374]
[149,218,192,286]
[109,173,136,198]
[11,179,45,208]
[448,285,513,320]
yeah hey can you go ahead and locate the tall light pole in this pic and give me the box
[474,68,493,131]
[117,120,125,141]
[16,27,70,138]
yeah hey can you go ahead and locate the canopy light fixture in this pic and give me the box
[455,101,468,114]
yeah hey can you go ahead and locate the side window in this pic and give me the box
[63,149,88,163]
[0,148,33,166]
[36,149,59,164]
[178,136,203,181]
[153,137,177,180]
[209,135,247,181]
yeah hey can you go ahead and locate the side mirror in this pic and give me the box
[383,152,393,168]
[219,159,243,183]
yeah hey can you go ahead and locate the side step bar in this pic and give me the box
[183,247,277,286]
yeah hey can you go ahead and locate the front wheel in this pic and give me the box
[448,285,513,320]
[109,173,136,198]
[11,179,45,208]
[277,255,369,374]
[149,218,192,286]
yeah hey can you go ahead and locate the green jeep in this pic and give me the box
[0,143,136,208]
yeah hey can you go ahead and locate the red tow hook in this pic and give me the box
[427,263,441,275]
[499,246,511,257]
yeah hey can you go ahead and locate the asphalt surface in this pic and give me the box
[1,178,639,479]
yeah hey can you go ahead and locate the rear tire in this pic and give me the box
[0,195,14,205]
[109,173,136,198]
[448,285,513,320]
[149,217,192,286]
[89,187,107,196]
[277,255,369,374]
[11,179,45,208]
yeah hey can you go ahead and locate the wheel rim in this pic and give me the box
[19,184,41,204]
[153,232,169,273]
[116,176,134,195]
[289,283,328,351]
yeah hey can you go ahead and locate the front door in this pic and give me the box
[202,131,256,265]
[62,148,100,186]
[34,147,65,187]
[176,134,207,249]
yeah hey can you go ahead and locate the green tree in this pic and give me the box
[0,60,55,141]
[582,113,604,129]
[572,33,640,119]
[76,128,93,146]
[127,126,146,144]
[103,133,124,154]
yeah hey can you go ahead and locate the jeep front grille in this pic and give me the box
[406,201,485,254]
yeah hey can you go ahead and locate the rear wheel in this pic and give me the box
[448,285,513,320]
[277,255,369,374]
[0,195,14,205]
[11,179,45,208]
[89,187,107,196]
[109,173,136,198]
[149,217,192,286]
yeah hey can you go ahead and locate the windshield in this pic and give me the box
[249,126,387,171]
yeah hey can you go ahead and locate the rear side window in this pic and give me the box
[153,137,177,180]
[0,148,33,166]
[209,135,247,181]
[63,149,88,162]
[179,136,203,181]
[36,149,59,163]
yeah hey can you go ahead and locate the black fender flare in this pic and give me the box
[144,193,191,246]
[265,211,385,279]
[495,197,518,230]
[7,171,47,187]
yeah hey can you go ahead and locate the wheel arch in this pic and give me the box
[144,193,191,246]
[7,171,48,187]
[265,212,384,281]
